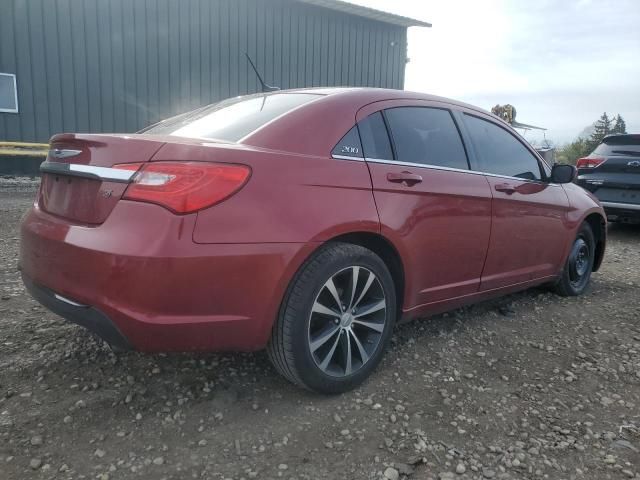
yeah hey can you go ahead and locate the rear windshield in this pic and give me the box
[593,143,640,156]
[140,93,321,141]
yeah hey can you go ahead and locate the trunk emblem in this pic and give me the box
[627,160,640,167]
[100,189,113,198]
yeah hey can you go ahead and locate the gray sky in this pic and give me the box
[351,0,640,144]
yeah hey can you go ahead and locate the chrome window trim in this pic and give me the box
[365,157,482,176]
[601,201,640,211]
[364,157,561,186]
[482,171,557,186]
[40,161,136,183]
[331,154,364,161]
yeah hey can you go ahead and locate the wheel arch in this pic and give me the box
[325,231,406,315]
[262,231,406,349]
[584,212,606,272]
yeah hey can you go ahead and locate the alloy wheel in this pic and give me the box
[307,266,387,377]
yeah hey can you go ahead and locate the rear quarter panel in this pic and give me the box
[149,143,380,243]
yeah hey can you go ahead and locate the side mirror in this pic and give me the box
[550,164,577,184]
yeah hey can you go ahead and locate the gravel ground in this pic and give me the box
[1,185,639,480]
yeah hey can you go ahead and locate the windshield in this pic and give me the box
[593,142,640,156]
[140,93,321,141]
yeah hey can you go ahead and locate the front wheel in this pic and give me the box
[267,243,397,394]
[554,222,595,297]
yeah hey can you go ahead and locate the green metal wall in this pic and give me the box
[0,0,408,142]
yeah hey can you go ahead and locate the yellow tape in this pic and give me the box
[0,142,49,148]
[0,141,49,157]
[0,148,48,157]
[0,141,49,148]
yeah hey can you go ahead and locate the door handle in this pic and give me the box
[387,171,423,186]
[494,183,516,194]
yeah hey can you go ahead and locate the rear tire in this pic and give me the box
[554,222,595,297]
[267,242,397,394]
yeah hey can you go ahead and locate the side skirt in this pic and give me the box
[399,275,558,323]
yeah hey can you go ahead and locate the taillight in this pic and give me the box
[116,162,250,214]
[576,156,606,169]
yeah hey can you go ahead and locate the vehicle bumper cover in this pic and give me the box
[19,202,315,352]
[22,275,132,351]
[601,202,640,222]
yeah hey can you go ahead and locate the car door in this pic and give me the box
[355,101,493,308]
[459,111,570,290]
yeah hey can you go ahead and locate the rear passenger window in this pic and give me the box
[383,107,469,169]
[357,112,393,160]
[463,114,542,180]
[332,126,363,158]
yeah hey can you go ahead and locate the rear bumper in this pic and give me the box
[19,202,316,352]
[575,178,640,222]
[601,201,640,222]
[22,275,131,350]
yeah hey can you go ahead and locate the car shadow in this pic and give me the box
[33,278,600,401]
[607,221,640,241]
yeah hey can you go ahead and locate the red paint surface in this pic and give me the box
[20,89,606,352]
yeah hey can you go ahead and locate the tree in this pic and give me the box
[612,114,627,134]
[588,112,612,151]
[557,112,628,165]
[556,138,591,165]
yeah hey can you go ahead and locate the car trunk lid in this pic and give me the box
[598,152,640,175]
[587,136,640,175]
[39,134,166,224]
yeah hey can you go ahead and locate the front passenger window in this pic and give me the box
[463,114,542,180]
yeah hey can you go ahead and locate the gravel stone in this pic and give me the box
[383,467,399,480]
[439,472,456,480]
[2,189,639,480]
[482,468,496,479]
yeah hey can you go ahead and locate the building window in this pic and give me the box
[0,73,19,113]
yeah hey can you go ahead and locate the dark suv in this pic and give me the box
[576,134,640,223]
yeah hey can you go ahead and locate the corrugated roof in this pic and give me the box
[294,0,431,28]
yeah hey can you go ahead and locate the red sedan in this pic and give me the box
[20,88,606,393]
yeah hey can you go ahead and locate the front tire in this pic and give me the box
[554,222,595,297]
[267,242,397,394]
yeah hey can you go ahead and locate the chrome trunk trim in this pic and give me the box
[40,161,136,183]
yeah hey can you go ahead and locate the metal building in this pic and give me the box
[0,0,429,143]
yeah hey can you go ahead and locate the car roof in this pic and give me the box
[277,87,493,117]
[239,87,507,157]
[603,133,640,145]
